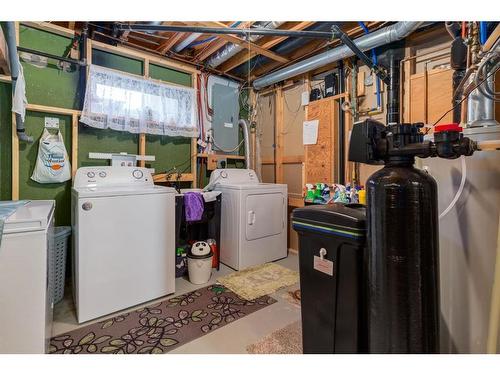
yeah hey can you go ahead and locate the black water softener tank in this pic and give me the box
[366,157,440,353]
[292,203,366,353]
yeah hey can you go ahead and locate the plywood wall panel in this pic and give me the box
[283,163,303,197]
[256,93,276,161]
[410,68,453,125]
[282,84,305,157]
[261,164,275,183]
[304,97,338,184]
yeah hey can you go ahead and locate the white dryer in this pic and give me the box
[72,166,176,323]
[208,169,287,270]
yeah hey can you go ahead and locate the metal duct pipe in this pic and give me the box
[117,23,333,39]
[0,22,33,143]
[177,21,243,53]
[175,33,202,52]
[234,22,338,76]
[467,73,498,127]
[239,119,251,168]
[207,21,284,68]
[253,21,424,90]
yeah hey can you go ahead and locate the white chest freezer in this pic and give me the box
[0,200,55,353]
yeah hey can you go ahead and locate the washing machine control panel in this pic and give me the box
[74,166,153,188]
[208,168,260,185]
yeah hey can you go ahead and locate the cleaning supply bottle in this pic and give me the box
[321,185,331,202]
[305,184,315,203]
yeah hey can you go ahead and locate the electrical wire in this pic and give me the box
[212,138,244,153]
[432,63,500,127]
[157,151,199,176]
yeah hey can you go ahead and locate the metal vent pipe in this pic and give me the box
[0,22,33,143]
[207,21,284,68]
[253,21,424,90]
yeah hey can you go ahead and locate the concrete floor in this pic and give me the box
[52,253,301,354]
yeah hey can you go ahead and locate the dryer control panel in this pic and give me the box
[208,168,260,186]
[73,166,153,188]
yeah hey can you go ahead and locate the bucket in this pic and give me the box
[187,241,213,284]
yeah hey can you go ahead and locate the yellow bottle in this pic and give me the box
[358,189,366,205]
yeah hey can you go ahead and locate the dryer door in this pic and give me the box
[245,192,285,241]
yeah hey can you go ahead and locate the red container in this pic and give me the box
[207,239,218,268]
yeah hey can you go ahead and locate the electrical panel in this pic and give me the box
[211,83,240,154]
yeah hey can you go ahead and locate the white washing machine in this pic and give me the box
[72,166,176,323]
[0,200,55,353]
[208,169,288,270]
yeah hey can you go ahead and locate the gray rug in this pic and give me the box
[246,320,302,354]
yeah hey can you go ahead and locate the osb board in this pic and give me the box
[283,163,303,197]
[256,93,276,161]
[410,68,453,124]
[261,164,275,183]
[282,84,305,157]
[305,97,338,184]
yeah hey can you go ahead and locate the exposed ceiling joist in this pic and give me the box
[155,32,185,54]
[219,21,316,73]
[195,21,289,64]
[194,38,228,62]
[192,21,254,62]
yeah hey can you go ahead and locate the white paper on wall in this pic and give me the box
[303,120,319,145]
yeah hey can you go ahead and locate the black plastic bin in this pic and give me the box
[292,203,366,354]
[175,194,221,270]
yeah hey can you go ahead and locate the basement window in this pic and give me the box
[81,64,198,137]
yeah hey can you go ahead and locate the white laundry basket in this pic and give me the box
[187,241,213,285]
[51,226,71,304]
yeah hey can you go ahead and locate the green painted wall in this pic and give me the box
[19,25,82,110]
[0,25,195,225]
[149,63,191,86]
[1,25,245,225]
[18,112,72,225]
[0,82,12,201]
[92,49,143,75]
[146,63,192,174]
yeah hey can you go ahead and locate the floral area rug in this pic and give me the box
[49,285,276,354]
[217,263,299,301]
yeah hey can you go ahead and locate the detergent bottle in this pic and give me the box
[305,184,315,203]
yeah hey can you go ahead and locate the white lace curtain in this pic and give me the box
[81,64,198,138]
